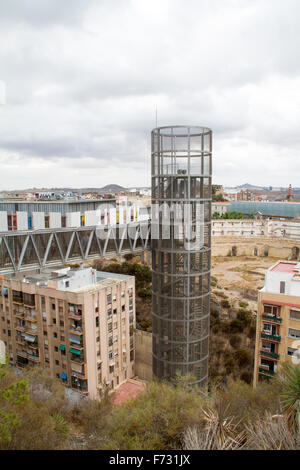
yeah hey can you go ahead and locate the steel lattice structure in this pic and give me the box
[151,125,212,386]
[0,222,151,273]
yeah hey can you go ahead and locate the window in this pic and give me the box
[96,336,100,343]
[54,346,58,352]
[280,281,285,294]
[263,323,271,332]
[290,310,300,321]
[287,347,299,357]
[60,320,64,327]
[53,332,57,338]
[107,294,112,304]
[53,318,56,324]
[55,360,59,366]
[288,328,300,339]
[109,351,113,360]
[264,305,279,317]
[95,317,99,327]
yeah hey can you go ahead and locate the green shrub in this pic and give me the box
[236,309,252,327]
[221,300,231,309]
[234,349,252,368]
[227,319,244,334]
[229,334,242,349]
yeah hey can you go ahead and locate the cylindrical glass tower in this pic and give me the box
[151,125,212,386]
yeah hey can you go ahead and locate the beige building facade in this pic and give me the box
[0,266,135,399]
[253,260,300,386]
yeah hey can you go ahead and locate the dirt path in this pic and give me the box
[211,256,279,313]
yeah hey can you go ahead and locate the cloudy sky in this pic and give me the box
[0,0,299,190]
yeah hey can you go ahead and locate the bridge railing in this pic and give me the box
[0,222,151,273]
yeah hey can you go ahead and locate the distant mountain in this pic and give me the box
[98,184,126,192]
[236,183,265,190]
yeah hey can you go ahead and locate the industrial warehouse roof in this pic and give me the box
[229,201,300,218]
[0,199,115,214]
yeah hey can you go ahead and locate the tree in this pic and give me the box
[0,359,28,444]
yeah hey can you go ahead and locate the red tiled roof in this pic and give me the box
[271,262,298,273]
[113,380,145,406]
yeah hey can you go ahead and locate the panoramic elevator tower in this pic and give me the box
[151,125,212,386]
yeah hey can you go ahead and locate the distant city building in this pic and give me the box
[228,201,300,219]
[223,188,239,202]
[0,266,135,398]
[286,184,294,202]
[0,199,147,232]
[237,189,257,201]
[254,260,300,386]
[212,201,230,216]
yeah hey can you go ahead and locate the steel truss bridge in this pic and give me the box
[0,222,151,274]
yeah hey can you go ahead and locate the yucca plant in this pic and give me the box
[277,364,300,430]
[52,413,70,436]
[245,414,300,450]
[182,399,245,450]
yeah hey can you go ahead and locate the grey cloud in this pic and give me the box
[0,0,299,189]
[0,0,99,26]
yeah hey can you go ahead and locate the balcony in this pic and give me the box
[71,370,86,379]
[262,314,282,323]
[28,354,39,362]
[259,367,276,376]
[71,356,85,365]
[261,332,281,342]
[26,316,37,323]
[68,312,82,320]
[15,313,24,319]
[16,350,28,358]
[260,350,280,360]
[69,328,83,336]
[26,327,38,335]
[15,325,26,332]
[69,348,84,362]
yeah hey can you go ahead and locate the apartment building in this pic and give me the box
[212,202,230,216]
[253,260,300,386]
[0,265,135,399]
